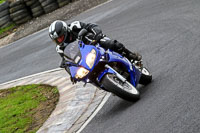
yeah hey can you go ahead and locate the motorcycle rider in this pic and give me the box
[49,20,142,68]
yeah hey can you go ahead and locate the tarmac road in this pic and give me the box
[1,0,200,133]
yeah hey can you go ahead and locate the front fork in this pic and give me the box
[105,65,126,82]
[97,64,137,87]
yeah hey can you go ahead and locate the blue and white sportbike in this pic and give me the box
[62,40,152,102]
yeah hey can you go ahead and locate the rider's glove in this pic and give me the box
[94,33,103,42]
[60,58,66,68]
[78,29,88,40]
[70,76,77,84]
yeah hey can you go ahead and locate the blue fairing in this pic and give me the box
[110,51,141,86]
[97,50,141,87]
[79,44,101,70]
[67,41,141,87]
[69,66,79,78]
[69,42,101,81]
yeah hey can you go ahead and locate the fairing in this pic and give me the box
[97,50,141,87]
[68,42,101,81]
[66,41,141,87]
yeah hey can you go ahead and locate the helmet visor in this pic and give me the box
[54,35,65,45]
[57,35,65,43]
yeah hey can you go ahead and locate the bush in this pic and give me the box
[0,0,6,4]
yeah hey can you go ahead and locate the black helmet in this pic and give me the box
[49,20,69,45]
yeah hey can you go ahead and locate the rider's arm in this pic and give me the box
[83,23,102,37]
[83,22,103,41]
[69,21,103,41]
[56,45,72,76]
[56,45,64,57]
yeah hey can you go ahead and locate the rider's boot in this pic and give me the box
[123,48,142,61]
[100,39,142,65]
[122,48,143,67]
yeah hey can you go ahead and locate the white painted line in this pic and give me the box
[0,68,62,86]
[76,93,111,133]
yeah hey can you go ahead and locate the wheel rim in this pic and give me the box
[112,76,139,95]
[142,68,150,75]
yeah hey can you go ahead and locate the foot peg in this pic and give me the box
[134,60,143,68]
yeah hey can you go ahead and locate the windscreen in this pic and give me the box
[63,41,81,63]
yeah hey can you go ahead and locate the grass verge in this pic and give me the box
[0,84,59,133]
[0,0,5,4]
[0,24,16,35]
[0,24,16,38]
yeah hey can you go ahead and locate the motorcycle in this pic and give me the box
[62,40,152,102]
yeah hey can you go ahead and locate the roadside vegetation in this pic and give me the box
[0,84,59,133]
[0,24,16,38]
[0,0,5,4]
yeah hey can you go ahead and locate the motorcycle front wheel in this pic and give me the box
[101,74,140,102]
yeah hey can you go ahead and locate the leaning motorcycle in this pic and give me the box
[62,40,152,102]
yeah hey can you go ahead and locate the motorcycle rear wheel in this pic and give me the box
[139,67,152,85]
[101,74,140,102]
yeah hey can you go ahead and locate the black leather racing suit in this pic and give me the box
[56,21,141,67]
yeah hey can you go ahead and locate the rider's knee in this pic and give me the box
[113,40,125,53]
[99,38,124,53]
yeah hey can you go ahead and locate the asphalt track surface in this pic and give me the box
[1,0,200,133]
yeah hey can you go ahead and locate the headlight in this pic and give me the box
[75,67,89,79]
[86,49,96,68]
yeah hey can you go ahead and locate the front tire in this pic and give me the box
[101,74,140,102]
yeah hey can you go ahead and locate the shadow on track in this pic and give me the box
[98,81,154,120]
[100,97,136,119]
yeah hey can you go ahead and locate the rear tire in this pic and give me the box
[9,4,25,14]
[101,74,140,102]
[30,2,41,8]
[31,6,43,13]
[139,67,152,85]
[15,16,31,24]
[9,1,24,8]
[0,1,9,12]
[41,0,55,7]
[43,3,58,14]
[0,15,11,27]
[25,0,37,6]
[0,9,9,18]
[32,10,44,17]
[58,1,70,7]
[10,9,27,19]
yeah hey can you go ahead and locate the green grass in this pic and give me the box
[0,24,16,35]
[0,84,58,133]
[0,0,6,4]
